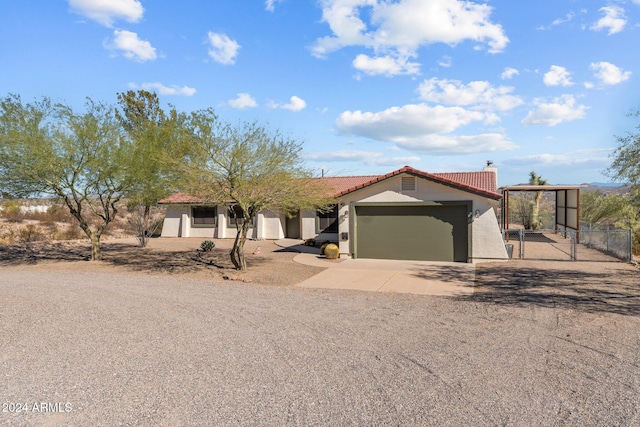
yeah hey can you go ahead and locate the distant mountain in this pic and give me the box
[579,182,631,195]
[582,182,626,188]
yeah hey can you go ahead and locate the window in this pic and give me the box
[316,204,338,233]
[227,205,255,227]
[192,207,216,227]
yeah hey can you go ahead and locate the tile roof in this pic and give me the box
[330,166,500,199]
[158,166,500,204]
[158,192,204,204]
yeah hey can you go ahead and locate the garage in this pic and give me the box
[354,203,470,262]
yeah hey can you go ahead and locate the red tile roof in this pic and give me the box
[330,166,500,199]
[158,166,500,204]
[158,192,204,204]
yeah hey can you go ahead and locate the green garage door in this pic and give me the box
[355,205,468,262]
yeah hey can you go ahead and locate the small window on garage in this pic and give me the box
[192,206,217,227]
[401,176,416,191]
[316,204,338,233]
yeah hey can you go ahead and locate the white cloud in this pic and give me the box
[106,30,157,62]
[228,93,257,109]
[591,6,626,35]
[337,104,485,138]
[281,96,307,112]
[417,78,523,111]
[543,65,574,87]
[265,0,284,12]
[334,103,516,154]
[392,133,517,154]
[68,0,143,27]
[268,96,307,111]
[352,54,420,76]
[521,95,588,127]
[312,0,508,76]
[304,150,420,166]
[207,32,240,65]
[501,67,519,80]
[590,61,632,85]
[128,82,196,96]
[507,150,611,169]
[438,56,452,68]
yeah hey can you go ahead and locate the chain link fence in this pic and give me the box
[502,226,632,262]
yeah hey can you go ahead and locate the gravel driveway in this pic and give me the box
[1,265,639,427]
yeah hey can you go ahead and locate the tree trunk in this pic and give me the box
[140,204,151,247]
[532,191,543,230]
[90,234,102,261]
[230,222,249,270]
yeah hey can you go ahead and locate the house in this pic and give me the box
[158,165,508,263]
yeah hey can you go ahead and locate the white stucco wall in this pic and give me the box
[159,173,508,262]
[257,210,285,240]
[321,174,507,261]
[162,205,286,240]
[161,206,188,237]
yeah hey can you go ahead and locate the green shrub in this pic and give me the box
[201,240,216,252]
[1,200,22,222]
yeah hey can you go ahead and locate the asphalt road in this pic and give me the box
[1,268,639,426]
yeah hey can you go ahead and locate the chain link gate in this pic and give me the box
[502,227,632,262]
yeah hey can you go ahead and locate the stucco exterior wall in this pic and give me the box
[161,206,188,237]
[159,172,507,262]
[326,174,507,261]
[160,205,286,240]
[258,210,285,240]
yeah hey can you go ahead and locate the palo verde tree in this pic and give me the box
[115,90,190,247]
[185,110,332,270]
[609,110,640,190]
[0,94,136,260]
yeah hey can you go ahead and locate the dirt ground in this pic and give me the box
[0,236,637,300]
[0,237,326,286]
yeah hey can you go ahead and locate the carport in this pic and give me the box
[500,185,581,235]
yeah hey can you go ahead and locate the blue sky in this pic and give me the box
[1,0,639,186]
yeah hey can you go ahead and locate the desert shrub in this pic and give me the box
[18,224,46,244]
[304,238,316,246]
[56,224,84,241]
[44,204,74,223]
[319,240,331,254]
[0,225,16,244]
[201,240,216,252]
[1,200,23,222]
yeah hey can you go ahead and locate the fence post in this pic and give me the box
[519,229,524,259]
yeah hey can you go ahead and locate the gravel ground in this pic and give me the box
[1,258,639,426]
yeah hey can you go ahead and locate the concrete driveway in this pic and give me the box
[277,240,476,296]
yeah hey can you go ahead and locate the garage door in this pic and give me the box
[354,205,468,262]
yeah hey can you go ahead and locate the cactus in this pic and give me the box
[200,240,216,252]
[320,241,330,254]
[324,243,339,259]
